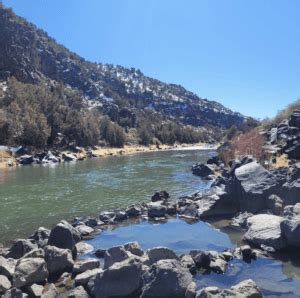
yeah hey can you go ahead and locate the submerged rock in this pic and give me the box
[151,191,170,202]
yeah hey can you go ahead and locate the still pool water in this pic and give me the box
[0,149,213,244]
[85,217,300,297]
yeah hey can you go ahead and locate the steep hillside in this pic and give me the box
[0,5,248,148]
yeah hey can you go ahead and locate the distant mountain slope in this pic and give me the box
[0,5,248,148]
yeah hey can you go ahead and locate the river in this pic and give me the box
[1,148,300,296]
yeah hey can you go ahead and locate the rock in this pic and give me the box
[17,155,34,165]
[126,204,142,217]
[244,214,286,250]
[6,239,38,259]
[21,248,44,259]
[141,259,193,298]
[234,161,278,213]
[231,212,254,228]
[73,258,100,274]
[124,242,144,256]
[94,248,106,258]
[192,163,214,178]
[75,242,93,254]
[197,187,238,218]
[75,268,102,286]
[67,285,89,298]
[266,194,283,215]
[180,255,197,275]
[147,247,178,264]
[209,258,227,273]
[166,201,177,215]
[222,251,233,261]
[29,227,50,248]
[240,245,256,261]
[289,109,300,127]
[0,256,16,278]
[104,246,129,269]
[76,224,94,236]
[3,287,28,298]
[270,127,277,144]
[282,165,300,205]
[196,279,262,297]
[13,258,48,288]
[229,279,263,297]
[179,203,199,219]
[190,251,211,269]
[99,211,115,223]
[281,204,300,247]
[62,153,77,161]
[151,191,170,202]
[148,202,167,218]
[83,217,98,227]
[48,220,81,258]
[94,258,142,298]
[114,210,127,221]
[44,245,74,275]
[0,275,11,295]
[27,283,44,297]
[41,283,59,298]
[185,282,197,298]
[42,151,60,163]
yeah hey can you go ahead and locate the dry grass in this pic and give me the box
[275,154,290,168]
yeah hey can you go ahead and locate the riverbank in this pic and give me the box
[0,142,217,170]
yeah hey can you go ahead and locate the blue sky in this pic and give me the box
[3,0,300,119]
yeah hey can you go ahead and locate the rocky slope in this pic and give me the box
[0,5,246,146]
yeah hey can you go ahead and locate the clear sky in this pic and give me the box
[3,0,300,119]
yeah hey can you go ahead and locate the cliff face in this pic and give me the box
[0,5,247,146]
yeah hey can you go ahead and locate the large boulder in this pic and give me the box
[94,258,142,298]
[281,203,300,247]
[141,259,193,298]
[192,163,214,178]
[196,187,238,218]
[13,258,48,288]
[6,239,37,259]
[17,155,34,165]
[44,245,74,275]
[48,220,81,258]
[196,279,262,298]
[234,161,278,213]
[244,214,286,250]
